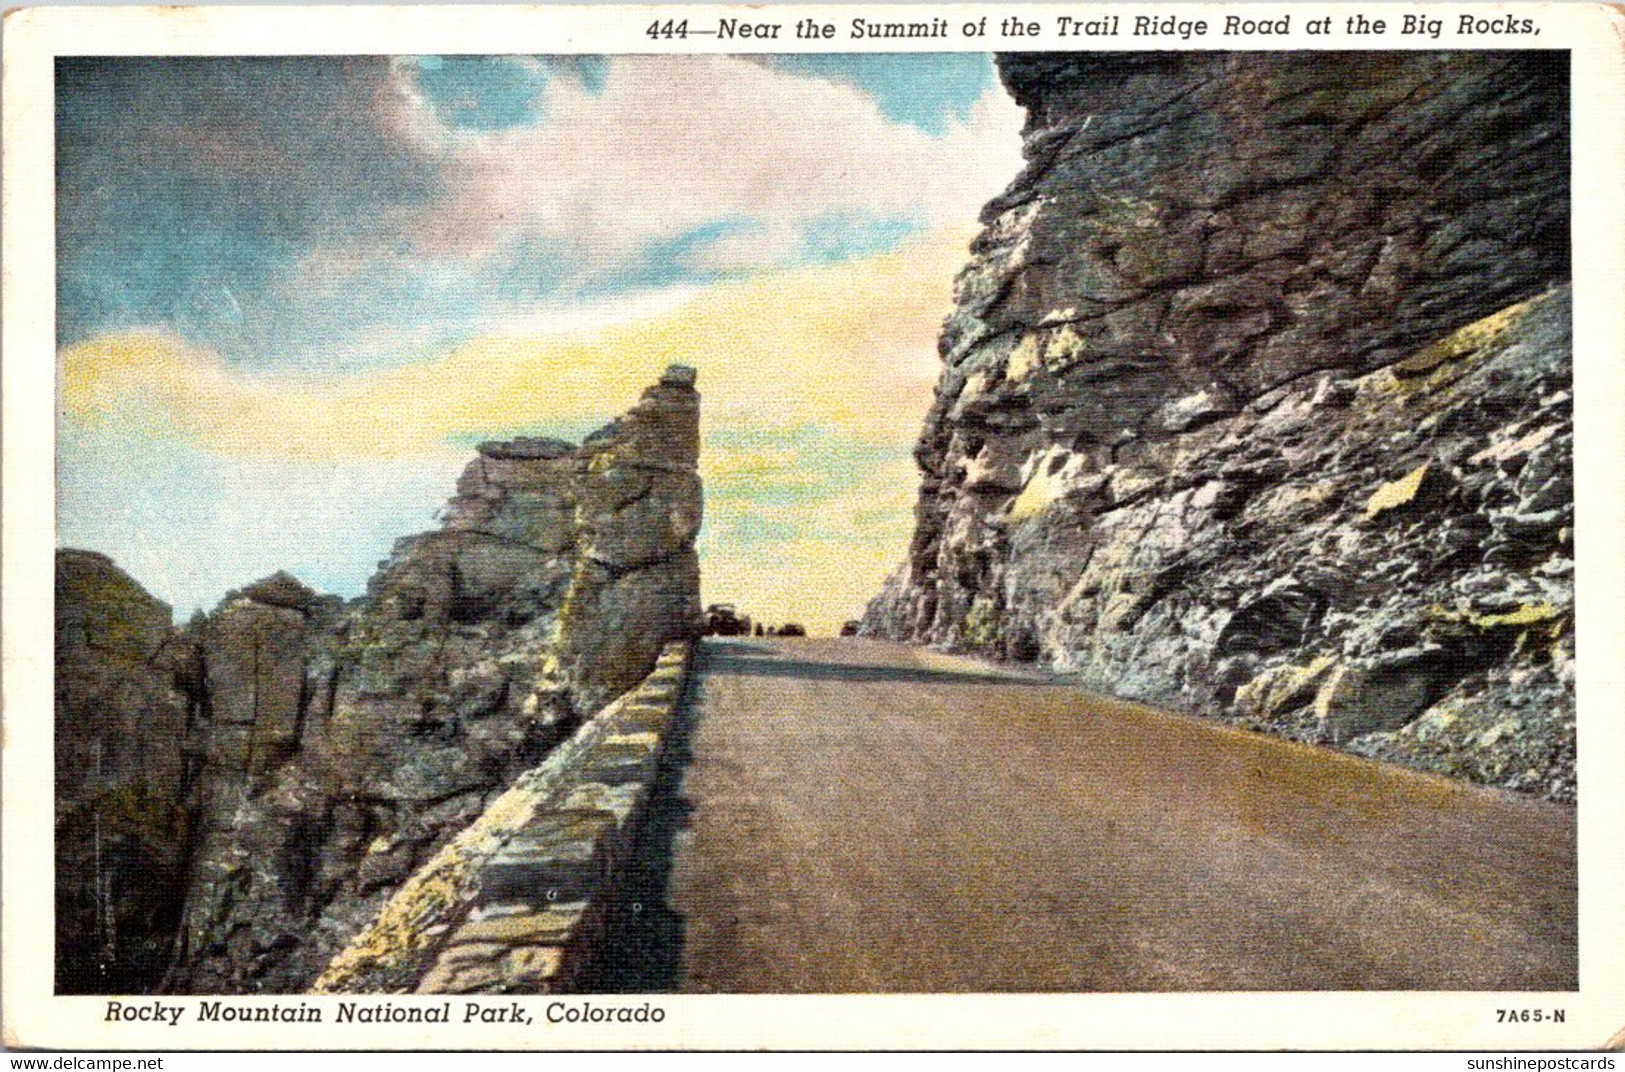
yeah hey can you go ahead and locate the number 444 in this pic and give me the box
[647,19,689,39]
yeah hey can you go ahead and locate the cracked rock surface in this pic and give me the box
[864,52,1573,802]
[56,369,702,992]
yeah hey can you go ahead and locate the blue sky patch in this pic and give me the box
[412,56,550,131]
[758,53,993,136]
[794,213,920,266]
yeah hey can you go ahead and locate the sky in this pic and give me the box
[56,54,1025,634]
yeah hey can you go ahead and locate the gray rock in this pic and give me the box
[54,550,191,993]
[865,52,1572,803]
[477,436,576,460]
[1314,649,1454,744]
[660,363,698,388]
[61,370,704,994]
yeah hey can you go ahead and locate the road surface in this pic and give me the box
[591,637,1576,992]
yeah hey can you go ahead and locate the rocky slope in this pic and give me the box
[863,52,1574,800]
[56,367,702,993]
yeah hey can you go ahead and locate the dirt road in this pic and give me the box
[593,637,1576,992]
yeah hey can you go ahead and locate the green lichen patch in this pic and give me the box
[961,597,1001,651]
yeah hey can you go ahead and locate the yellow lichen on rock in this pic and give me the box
[1247,480,1337,525]
[1007,463,1066,523]
[1364,463,1431,519]
[1391,295,1537,378]
[1469,423,1560,467]
[311,777,550,992]
[1233,655,1338,719]
[603,731,660,749]
[1005,335,1043,382]
[1045,324,1086,367]
[1427,602,1562,630]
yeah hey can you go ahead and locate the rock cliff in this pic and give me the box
[55,550,194,993]
[863,52,1574,800]
[56,367,702,993]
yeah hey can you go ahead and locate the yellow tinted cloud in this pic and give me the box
[60,230,969,632]
[60,227,970,463]
[693,441,923,632]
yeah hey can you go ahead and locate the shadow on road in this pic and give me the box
[573,649,709,993]
[704,640,779,657]
[704,654,1058,688]
[576,641,1054,992]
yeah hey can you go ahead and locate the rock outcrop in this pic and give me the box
[55,550,194,993]
[863,52,1574,800]
[56,367,702,993]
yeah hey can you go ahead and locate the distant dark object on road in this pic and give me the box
[703,607,806,638]
[840,621,860,637]
[703,604,752,637]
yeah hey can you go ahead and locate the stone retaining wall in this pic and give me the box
[311,640,692,994]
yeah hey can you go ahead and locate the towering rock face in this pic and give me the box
[57,367,702,993]
[864,52,1574,800]
[55,551,193,993]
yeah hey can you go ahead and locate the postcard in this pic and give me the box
[4,0,1623,1052]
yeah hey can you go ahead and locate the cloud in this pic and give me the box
[60,226,972,460]
[696,427,925,632]
[57,424,465,619]
[385,55,1020,261]
[60,228,980,628]
[58,55,1022,376]
[751,53,996,136]
[55,54,1028,630]
[56,57,447,360]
